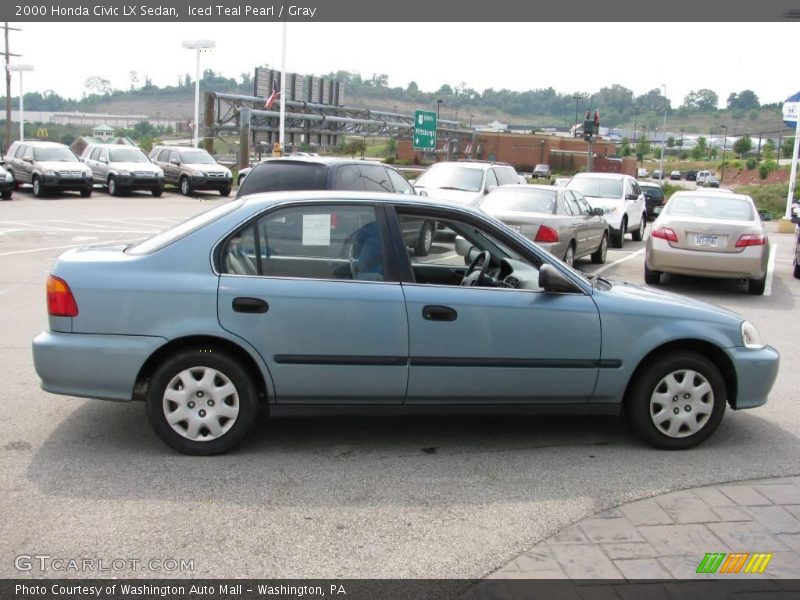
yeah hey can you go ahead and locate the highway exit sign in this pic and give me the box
[413,110,437,150]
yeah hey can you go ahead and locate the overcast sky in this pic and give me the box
[11,22,799,109]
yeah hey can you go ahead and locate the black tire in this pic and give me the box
[413,221,435,257]
[612,219,626,249]
[151,187,163,197]
[563,243,575,267]
[644,264,661,284]
[591,233,608,264]
[627,351,726,450]
[219,186,232,197]
[179,176,193,196]
[632,215,646,241]
[80,186,92,198]
[108,176,120,196]
[748,276,766,295]
[1,190,11,200]
[794,260,800,279]
[32,176,44,198]
[145,347,259,455]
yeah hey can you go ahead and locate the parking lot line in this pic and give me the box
[764,243,777,297]
[593,248,646,276]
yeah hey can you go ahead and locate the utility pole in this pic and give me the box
[3,23,22,153]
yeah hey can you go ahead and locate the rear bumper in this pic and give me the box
[32,331,166,401]
[646,237,768,279]
[725,345,780,409]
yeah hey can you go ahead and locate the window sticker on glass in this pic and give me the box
[302,214,331,246]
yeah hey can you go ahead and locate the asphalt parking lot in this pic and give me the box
[1,187,799,579]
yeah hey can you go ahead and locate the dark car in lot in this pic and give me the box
[686,170,698,181]
[532,164,551,179]
[0,163,14,199]
[669,170,682,181]
[639,181,666,219]
[237,157,437,256]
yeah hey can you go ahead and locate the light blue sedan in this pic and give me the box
[32,191,779,454]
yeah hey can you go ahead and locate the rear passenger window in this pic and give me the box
[157,150,171,162]
[565,193,581,216]
[334,165,364,191]
[485,169,498,189]
[359,165,393,193]
[90,148,102,160]
[387,168,413,194]
[496,167,517,186]
[15,145,27,159]
[237,162,328,195]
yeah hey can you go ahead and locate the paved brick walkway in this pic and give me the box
[490,476,800,579]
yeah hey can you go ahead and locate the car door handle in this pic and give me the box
[232,297,269,314]
[422,305,457,322]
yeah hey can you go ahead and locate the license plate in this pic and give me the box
[695,234,718,247]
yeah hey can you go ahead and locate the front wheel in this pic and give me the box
[179,177,193,196]
[80,186,92,198]
[612,219,626,248]
[632,214,646,241]
[591,233,608,264]
[219,186,232,197]
[108,176,120,196]
[794,260,800,279]
[151,187,163,197]
[627,352,726,449]
[32,176,44,197]
[1,190,11,200]
[145,347,258,455]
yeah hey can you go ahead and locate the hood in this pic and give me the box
[416,187,483,205]
[111,161,161,173]
[184,163,229,173]
[37,161,91,173]
[600,278,741,324]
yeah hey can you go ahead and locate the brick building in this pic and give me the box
[397,132,636,176]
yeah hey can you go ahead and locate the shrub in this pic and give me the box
[383,156,395,164]
[759,164,769,179]
[746,158,757,170]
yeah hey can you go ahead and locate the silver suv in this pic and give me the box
[5,141,93,197]
[149,145,232,196]
[413,161,522,204]
[82,144,164,197]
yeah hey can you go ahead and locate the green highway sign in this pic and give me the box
[413,110,437,150]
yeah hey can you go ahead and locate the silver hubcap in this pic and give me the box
[33,180,39,194]
[639,219,645,236]
[423,227,433,250]
[565,247,574,266]
[181,180,189,194]
[650,369,713,438]
[600,237,607,260]
[109,179,115,193]
[162,367,239,441]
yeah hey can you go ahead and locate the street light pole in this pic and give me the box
[659,84,667,184]
[182,39,215,148]
[436,99,443,120]
[572,94,582,136]
[8,63,33,142]
[720,125,728,184]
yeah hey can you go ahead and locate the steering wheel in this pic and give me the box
[461,250,491,287]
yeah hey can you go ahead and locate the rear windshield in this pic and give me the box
[569,177,623,200]
[641,185,664,199]
[414,164,484,193]
[665,195,755,221]
[126,200,243,255]
[237,162,328,196]
[480,188,557,213]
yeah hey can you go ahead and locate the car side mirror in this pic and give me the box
[454,235,473,257]
[539,264,578,293]
[23,157,32,163]
[485,185,497,194]
[625,193,639,201]
[170,159,180,166]
[592,207,605,217]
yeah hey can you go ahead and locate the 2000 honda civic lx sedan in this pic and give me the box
[32,192,779,455]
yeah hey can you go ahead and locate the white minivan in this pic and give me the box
[696,170,711,186]
[567,173,647,248]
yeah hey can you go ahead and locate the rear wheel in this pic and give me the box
[32,176,44,197]
[632,214,646,241]
[644,264,661,284]
[748,276,766,295]
[179,176,193,196]
[414,221,435,256]
[627,352,726,449]
[563,243,575,267]
[591,233,608,264]
[145,347,258,455]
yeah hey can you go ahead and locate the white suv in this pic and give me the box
[567,173,647,248]
[412,161,521,204]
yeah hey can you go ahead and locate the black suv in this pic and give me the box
[639,181,665,219]
[237,157,437,256]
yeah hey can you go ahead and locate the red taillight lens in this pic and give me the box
[735,233,766,248]
[46,275,78,317]
[534,225,559,243]
[651,226,678,242]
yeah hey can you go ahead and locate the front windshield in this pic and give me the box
[569,177,623,199]
[481,188,557,213]
[180,150,216,165]
[415,165,484,192]
[33,147,78,162]
[109,148,149,163]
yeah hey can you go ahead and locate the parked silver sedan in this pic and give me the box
[645,191,769,294]
[475,185,609,266]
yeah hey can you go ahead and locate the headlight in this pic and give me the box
[741,321,764,349]
[119,170,130,176]
[156,168,164,177]
[4,172,12,181]
[605,206,618,215]
[44,169,56,176]
[196,170,207,177]
[224,169,232,178]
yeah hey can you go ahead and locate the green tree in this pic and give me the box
[636,135,650,161]
[733,135,752,157]
[620,137,632,156]
[682,89,718,111]
[667,136,675,148]
[762,138,776,160]
[782,137,796,158]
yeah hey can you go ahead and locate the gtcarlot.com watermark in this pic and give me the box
[14,554,195,573]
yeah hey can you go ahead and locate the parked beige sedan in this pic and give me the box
[645,191,769,294]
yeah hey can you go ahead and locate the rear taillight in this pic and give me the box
[735,234,766,248]
[534,225,559,243]
[651,226,678,242]
[47,275,78,317]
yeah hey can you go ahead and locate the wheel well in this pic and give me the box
[623,340,738,409]
[133,335,269,404]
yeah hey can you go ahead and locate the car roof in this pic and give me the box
[255,156,394,167]
[571,172,630,180]
[497,183,558,193]
[670,190,752,201]
[153,145,210,152]
[427,160,512,170]
[20,140,68,147]
[87,143,143,150]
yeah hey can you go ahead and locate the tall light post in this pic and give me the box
[8,64,33,142]
[720,125,728,184]
[659,84,667,184]
[436,98,443,120]
[182,39,215,148]
[572,94,583,136]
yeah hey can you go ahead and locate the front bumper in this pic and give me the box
[32,331,166,402]
[725,345,780,409]
[41,174,93,190]
[115,174,165,190]
[646,237,768,279]
[190,175,232,191]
